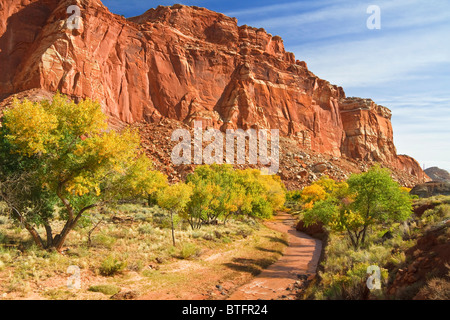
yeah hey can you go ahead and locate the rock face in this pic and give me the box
[0,0,428,183]
[424,167,450,182]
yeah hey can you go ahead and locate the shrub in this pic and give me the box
[138,224,154,234]
[191,231,202,239]
[92,234,116,249]
[99,255,127,276]
[222,237,232,244]
[179,243,200,260]
[135,213,150,222]
[0,215,9,225]
[0,201,9,214]
[88,284,121,296]
[151,213,173,229]
[236,228,253,238]
[389,252,406,266]
[0,232,7,244]
[203,233,214,241]
[423,204,450,221]
[417,277,450,300]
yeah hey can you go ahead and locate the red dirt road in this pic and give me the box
[227,213,323,300]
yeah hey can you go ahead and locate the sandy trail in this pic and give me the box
[227,213,322,300]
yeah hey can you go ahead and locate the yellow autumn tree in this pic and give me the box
[0,94,166,251]
[300,184,327,210]
[157,183,193,246]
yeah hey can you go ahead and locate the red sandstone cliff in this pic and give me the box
[0,0,428,185]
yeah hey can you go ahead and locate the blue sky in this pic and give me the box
[102,0,450,172]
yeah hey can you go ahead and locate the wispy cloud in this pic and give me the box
[224,0,344,18]
[293,25,450,88]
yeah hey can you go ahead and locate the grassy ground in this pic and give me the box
[0,203,288,300]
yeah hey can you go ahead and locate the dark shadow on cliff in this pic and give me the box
[0,1,57,97]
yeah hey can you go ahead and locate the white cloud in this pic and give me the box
[293,23,450,88]
[224,0,344,18]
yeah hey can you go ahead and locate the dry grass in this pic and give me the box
[0,203,287,300]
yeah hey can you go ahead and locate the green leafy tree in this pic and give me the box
[0,94,164,251]
[183,165,286,228]
[235,169,286,219]
[346,165,412,248]
[304,166,413,249]
[185,165,246,228]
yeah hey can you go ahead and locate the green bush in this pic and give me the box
[179,243,200,260]
[389,252,406,266]
[423,204,450,221]
[92,234,116,249]
[99,255,127,276]
[138,223,154,234]
[88,284,121,295]
[135,213,150,222]
[0,215,9,225]
[0,232,7,244]
[152,212,173,229]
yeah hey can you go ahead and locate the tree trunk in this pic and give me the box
[9,207,44,249]
[53,219,75,252]
[87,220,103,247]
[361,225,368,246]
[170,210,176,247]
[44,224,53,249]
[347,230,358,249]
[24,224,45,249]
[51,198,97,251]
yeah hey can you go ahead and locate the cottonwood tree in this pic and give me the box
[0,94,165,251]
[235,168,286,219]
[185,165,244,227]
[304,166,413,249]
[183,165,286,229]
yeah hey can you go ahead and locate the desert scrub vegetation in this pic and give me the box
[301,193,450,300]
[304,231,396,300]
[0,200,285,299]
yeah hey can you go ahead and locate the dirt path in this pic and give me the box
[227,213,322,300]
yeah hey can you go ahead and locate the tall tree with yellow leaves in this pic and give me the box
[0,94,166,251]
